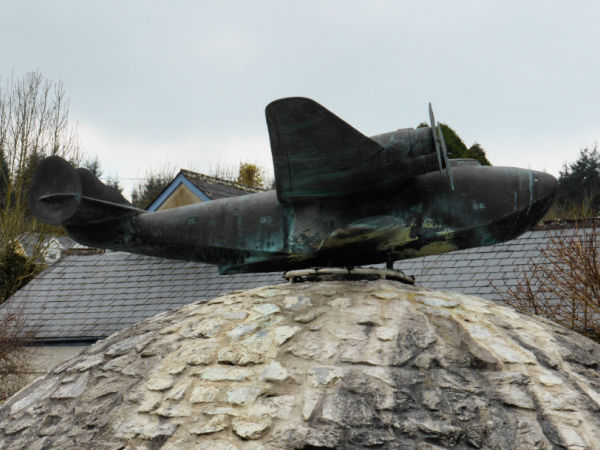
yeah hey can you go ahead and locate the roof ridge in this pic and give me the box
[179,169,264,192]
[535,217,600,230]
[62,248,106,256]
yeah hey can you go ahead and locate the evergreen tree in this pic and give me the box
[82,155,103,178]
[0,243,41,302]
[105,174,124,194]
[81,156,124,194]
[0,149,8,204]
[131,170,173,209]
[555,146,600,213]
[19,150,44,197]
[417,122,491,166]
[463,142,491,166]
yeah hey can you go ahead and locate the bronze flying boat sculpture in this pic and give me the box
[29,97,558,274]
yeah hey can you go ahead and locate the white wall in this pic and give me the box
[28,345,90,379]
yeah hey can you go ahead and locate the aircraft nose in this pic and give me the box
[531,170,558,205]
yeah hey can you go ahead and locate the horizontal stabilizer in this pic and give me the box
[29,156,141,226]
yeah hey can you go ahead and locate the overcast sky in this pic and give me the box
[2,1,599,197]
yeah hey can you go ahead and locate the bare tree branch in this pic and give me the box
[498,222,600,340]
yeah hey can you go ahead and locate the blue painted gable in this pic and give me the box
[146,173,211,211]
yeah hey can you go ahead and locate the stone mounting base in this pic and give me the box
[284,267,415,285]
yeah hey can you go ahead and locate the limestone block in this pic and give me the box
[105,332,155,356]
[154,404,192,418]
[113,415,177,440]
[232,419,269,440]
[50,372,88,399]
[225,386,263,405]
[189,415,228,435]
[70,353,105,371]
[252,303,280,316]
[196,367,252,382]
[293,308,324,323]
[283,295,313,310]
[190,386,220,403]
[145,376,174,391]
[328,297,351,308]
[227,323,258,340]
[260,361,288,382]
[137,392,162,413]
[272,325,299,345]
[302,388,320,421]
[223,311,248,320]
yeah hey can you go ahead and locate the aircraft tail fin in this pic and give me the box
[29,156,142,226]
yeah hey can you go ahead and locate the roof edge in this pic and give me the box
[535,217,600,230]
[27,337,101,346]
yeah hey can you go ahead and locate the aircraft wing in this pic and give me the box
[266,97,387,202]
[265,97,443,202]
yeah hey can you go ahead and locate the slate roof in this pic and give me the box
[179,170,262,200]
[3,252,283,343]
[2,227,575,343]
[395,229,557,301]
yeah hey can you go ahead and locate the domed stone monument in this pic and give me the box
[1,280,600,449]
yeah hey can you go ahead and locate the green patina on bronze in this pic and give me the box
[28,98,558,274]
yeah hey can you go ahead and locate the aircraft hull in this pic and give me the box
[28,97,558,275]
[63,165,557,274]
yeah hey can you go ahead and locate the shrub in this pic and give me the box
[0,302,33,401]
[0,243,43,304]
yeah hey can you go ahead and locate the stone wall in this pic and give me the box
[1,280,600,448]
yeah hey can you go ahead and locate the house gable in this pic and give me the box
[147,173,210,211]
[146,170,262,211]
[156,183,204,211]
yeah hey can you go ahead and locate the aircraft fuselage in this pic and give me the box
[65,164,557,274]
[30,98,558,274]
